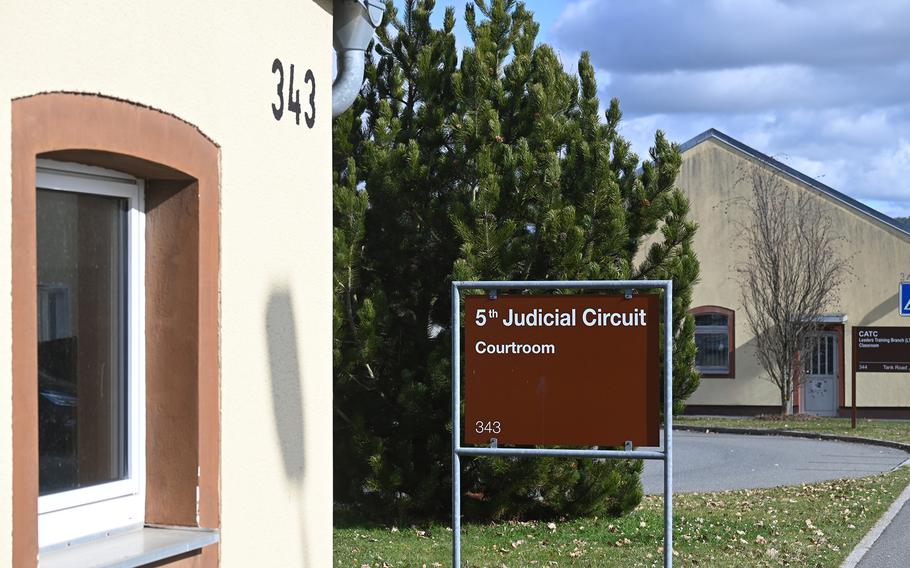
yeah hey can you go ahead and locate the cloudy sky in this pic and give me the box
[399,0,910,217]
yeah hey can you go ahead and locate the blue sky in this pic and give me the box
[392,0,910,218]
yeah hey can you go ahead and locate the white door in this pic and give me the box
[802,333,838,416]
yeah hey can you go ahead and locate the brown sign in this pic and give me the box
[463,294,660,447]
[854,326,910,373]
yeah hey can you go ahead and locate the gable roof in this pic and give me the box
[679,128,910,241]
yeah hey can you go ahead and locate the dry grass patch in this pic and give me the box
[334,466,910,567]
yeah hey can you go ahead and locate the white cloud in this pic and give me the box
[608,63,910,116]
[862,139,910,203]
[543,0,910,217]
[553,0,910,72]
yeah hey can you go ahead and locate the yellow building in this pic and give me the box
[679,129,910,418]
[0,0,378,566]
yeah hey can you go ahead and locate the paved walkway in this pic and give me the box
[641,430,907,494]
[854,489,910,568]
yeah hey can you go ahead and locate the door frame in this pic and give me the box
[800,329,841,416]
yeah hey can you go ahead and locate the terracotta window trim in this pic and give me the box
[690,305,736,379]
[12,93,221,567]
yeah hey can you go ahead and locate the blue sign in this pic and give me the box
[901,283,910,317]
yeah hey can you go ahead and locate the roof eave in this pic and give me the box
[679,128,910,242]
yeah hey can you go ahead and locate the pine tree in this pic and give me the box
[334,0,700,521]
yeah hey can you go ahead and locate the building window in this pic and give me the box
[13,93,221,567]
[36,160,145,548]
[691,306,735,378]
[804,333,836,377]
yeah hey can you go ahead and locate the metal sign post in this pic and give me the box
[852,331,857,429]
[451,280,674,568]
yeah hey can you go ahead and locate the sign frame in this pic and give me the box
[464,293,660,447]
[451,279,674,568]
[851,325,910,428]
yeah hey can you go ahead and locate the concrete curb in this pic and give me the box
[839,479,910,568]
[674,424,910,455]
[672,424,910,568]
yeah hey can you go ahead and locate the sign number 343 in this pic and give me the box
[272,58,315,128]
[475,420,501,434]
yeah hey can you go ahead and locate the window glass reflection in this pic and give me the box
[37,188,128,495]
[694,312,730,372]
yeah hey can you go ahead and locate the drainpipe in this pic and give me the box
[333,0,385,117]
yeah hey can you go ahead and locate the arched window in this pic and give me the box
[691,306,735,378]
[13,93,220,566]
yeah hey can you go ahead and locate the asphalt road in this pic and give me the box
[856,498,910,568]
[641,430,907,495]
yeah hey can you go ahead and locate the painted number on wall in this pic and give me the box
[272,58,315,128]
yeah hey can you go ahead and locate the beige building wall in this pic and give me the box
[0,1,334,566]
[680,137,910,410]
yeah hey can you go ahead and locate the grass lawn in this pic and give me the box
[675,415,910,446]
[335,466,910,567]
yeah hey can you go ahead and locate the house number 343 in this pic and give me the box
[271,58,315,128]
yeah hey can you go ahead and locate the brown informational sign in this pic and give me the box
[463,294,660,447]
[854,326,910,372]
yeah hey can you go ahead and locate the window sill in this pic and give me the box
[40,525,219,568]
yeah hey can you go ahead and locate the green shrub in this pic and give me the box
[333,0,699,522]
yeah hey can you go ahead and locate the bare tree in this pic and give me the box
[736,164,848,415]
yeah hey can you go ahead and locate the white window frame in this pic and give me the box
[36,159,146,549]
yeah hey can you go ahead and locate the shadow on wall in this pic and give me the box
[265,288,312,566]
[314,0,331,15]
[858,293,899,326]
[736,336,780,407]
[735,335,766,385]
[266,288,305,481]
